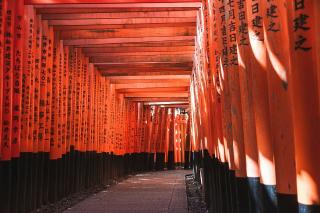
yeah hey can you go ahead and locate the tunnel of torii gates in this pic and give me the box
[0,0,319,213]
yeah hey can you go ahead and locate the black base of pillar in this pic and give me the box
[155,152,165,171]
[184,151,191,169]
[167,151,175,170]
[148,153,155,170]
[277,193,298,213]
[247,177,263,213]
[0,160,12,213]
[236,177,250,213]
[298,203,320,213]
[261,183,278,212]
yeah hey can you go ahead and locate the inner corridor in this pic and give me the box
[64,170,189,213]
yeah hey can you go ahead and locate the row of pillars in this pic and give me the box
[190,0,320,212]
[0,1,191,213]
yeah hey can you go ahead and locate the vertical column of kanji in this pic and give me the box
[83,57,89,155]
[60,45,68,198]
[163,108,170,165]
[80,56,87,187]
[261,0,298,211]
[10,1,23,213]
[72,48,81,192]
[0,0,5,162]
[99,76,105,182]
[217,1,234,178]
[42,25,53,205]
[66,47,74,193]
[225,1,246,212]
[247,0,277,211]
[55,38,63,200]
[49,31,60,203]
[202,1,216,159]
[287,0,320,211]
[19,4,31,211]
[30,14,41,211]
[208,0,225,169]
[37,19,48,207]
[68,47,76,193]
[80,54,87,189]
[233,0,260,212]
[0,1,12,212]
[85,63,92,188]
[91,69,97,184]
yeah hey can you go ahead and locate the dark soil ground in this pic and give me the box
[185,174,208,213]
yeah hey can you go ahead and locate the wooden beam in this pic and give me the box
[41,10,197,20]
[106,75,190,84]
[59,26,195,40]
[48,17,195,26]
[124,92,189,98]
[127,97,189,102]
[83,46,194,54]
[74,40,195,48]
[36,7,198,15]
[144,101,189,105]
[86,51,194,58]
[100,71,191,76]
[106,75,190,80]
[115,82,189,89]
[117,87,189,93]
[91,54,192,63]
[96,62,193,69]
[53,22,196,31]
[31,3,202,8]
[63,36,194,45]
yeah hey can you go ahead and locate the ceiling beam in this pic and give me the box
[117,87,189,93]
[73,40,194,48]
[87,51,193,57]
[41,10,197,20]
[91,54,192,63]
[53,22,195,31]
[59,26,195,40]
[36,7,197,15]
[100,71,191,76]
[30,2,202,8]
[115,82,189,89]
[127,97,189,102]
[96,62,193,69]
[48,17,195,26]
[124,92,189,98]
[63,36,194,45]
[106,75,190,80]
[82,46,194,54]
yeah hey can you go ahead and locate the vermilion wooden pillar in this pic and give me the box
[262,0,298,211]
[233,1,261,212]
[0,1,13,212]
[287,0,320,212]
[247,0,278,211]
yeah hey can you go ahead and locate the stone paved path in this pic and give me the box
[64,169,191,213]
